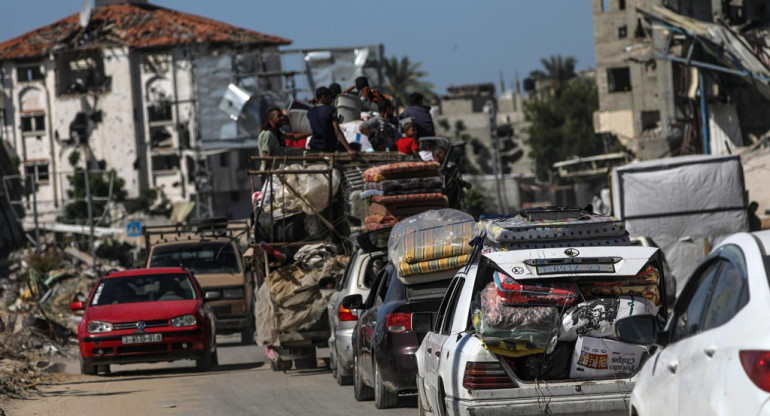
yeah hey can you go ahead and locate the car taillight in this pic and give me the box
[386,313,412,333]
[462,362,516,390]
[338,303,357,322]
[740,350,770,392]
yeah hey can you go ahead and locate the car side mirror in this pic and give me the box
[204,291,222,301]
[615,315,660,345]
[70,301,85,311]
[341,294,363,310]
[318,277,337,290]
[412,312,432,333]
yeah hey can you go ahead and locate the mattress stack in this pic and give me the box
[361,162,447,231]
[388,209,476,285]
[478,210,630,251]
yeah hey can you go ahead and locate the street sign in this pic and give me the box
[126,221,142,237]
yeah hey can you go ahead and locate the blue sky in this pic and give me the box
[0,0,596,94]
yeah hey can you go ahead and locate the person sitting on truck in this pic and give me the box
[399,92,436,138]
[343,76,391,111]
[395,122,419,155]
[307,87,357,156]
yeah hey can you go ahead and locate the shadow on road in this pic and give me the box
[41,389,145,398]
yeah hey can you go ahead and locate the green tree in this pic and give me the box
[525,77,602,180]
[383,56,435,109]
[529,55,577,98]
[462,187,489,219]
[61,168,127,222]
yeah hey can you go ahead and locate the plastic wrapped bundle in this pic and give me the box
[493,271,579,306]
[474,282,560,351]
[558,296,659,341]
[388,209,475,264]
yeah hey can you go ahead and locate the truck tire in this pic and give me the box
[374,361,399,409]
[96,364,111,376]
[240,319,255,345]
[353,355,374,401]
[293,348,317,370]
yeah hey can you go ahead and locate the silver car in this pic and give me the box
[328,232,387,385]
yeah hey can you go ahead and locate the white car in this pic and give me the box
[414,246,668,416]
[617,230,770,416]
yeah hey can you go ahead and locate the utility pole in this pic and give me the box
[83,168,95,268]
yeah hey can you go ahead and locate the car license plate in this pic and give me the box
[121,333,162,344]
[536,264,615,274]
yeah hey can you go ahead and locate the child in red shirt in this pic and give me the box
[395,122,418,155]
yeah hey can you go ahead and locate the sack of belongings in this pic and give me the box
[559,296,658,341]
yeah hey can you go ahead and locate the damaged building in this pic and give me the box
[0,0,291,223]
[591,0,770,158]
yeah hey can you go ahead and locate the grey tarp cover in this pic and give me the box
[611,155,747,295]
[255,244,348,346]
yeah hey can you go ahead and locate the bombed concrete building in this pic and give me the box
[0,0,291,223]
[592,0,770,159]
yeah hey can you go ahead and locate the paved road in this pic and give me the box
[5,335,415,416]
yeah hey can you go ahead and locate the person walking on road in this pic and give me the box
[399,92,435,138]
[307,87,357,156]
[749,201,762,231]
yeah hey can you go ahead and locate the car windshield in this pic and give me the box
[149,242,241,274]
[90,274,197,306]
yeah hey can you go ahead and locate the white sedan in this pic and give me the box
[617,230,770,416]
[414,246,667,416]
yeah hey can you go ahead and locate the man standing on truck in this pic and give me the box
[258,108,286,170]
[307,87,358,156]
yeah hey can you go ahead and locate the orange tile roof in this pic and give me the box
[0,2,292,60]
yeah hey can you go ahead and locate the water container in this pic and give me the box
[335,94,362,123]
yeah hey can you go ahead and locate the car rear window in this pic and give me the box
[405,279,452,302]
[150,242,241,274]
[91,274,197,306]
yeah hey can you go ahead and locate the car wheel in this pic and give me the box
[80,359,96,376]
[196,347,214,371]
[353,355,374,401]
[96,364,111,376]
[374,361,399,409]
[336,353,353,386]
[294,348,317,370]
[212,349,219,367]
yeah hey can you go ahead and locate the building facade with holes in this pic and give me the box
[0,0,290,223]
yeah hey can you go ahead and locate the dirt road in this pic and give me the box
[4,335,414,416]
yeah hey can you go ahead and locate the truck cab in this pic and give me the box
[144,220,255,344]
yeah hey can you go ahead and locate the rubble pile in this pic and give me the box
[0,246,98,399]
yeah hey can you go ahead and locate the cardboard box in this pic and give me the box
[570,336,646,379]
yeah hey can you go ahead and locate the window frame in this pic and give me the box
[669,258,721,343]
[700,244,750,332]
[440,277,465,335]
[20,113,46,134]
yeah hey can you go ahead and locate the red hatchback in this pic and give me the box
[72,267,218,375]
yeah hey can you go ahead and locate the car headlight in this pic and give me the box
[222,288,244,299]
[171,314,197,327]
[87,321,113,333]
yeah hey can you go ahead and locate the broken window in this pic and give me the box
[618,0,626,10]
[20,114,45,133]
[635,18,646,39]
[641,111,661,130]
[219,152,230,168]
[56,51,111,96]
[17,64,44,82]
[148,103,173,122]
[24,161,50,183]
[618,25,628,38]
[69,112,89,144]
[607,67,632,93]
[150,126,173,149]
[152,154,180,172]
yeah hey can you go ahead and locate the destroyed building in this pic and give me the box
[592,0,770,159]
[0,0,291,223]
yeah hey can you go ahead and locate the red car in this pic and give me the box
[71,267,218,375]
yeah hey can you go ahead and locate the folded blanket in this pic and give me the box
[371,193,447,205]
[583,266,660,288]
[401,221,475,264]
[363,161,440,182]
[369,202,449,219]
[364,177,444,192]
[360,188,446,199]
[479,214,626,244]
[397,253,470,277]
